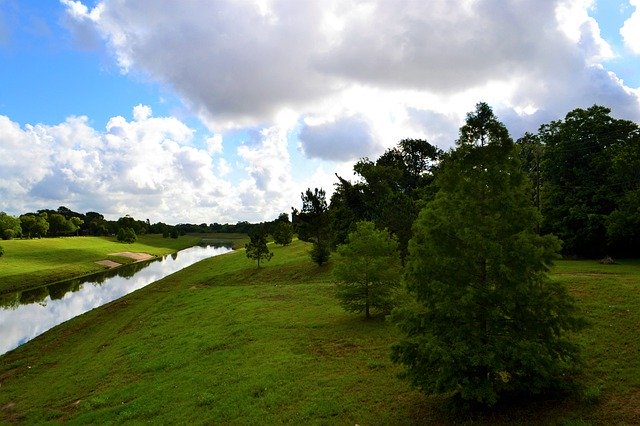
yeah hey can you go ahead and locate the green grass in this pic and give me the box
[0,245,639,424]
[0,234,201,293]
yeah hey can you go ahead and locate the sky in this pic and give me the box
[1,0,639,224]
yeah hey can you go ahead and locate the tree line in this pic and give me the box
[293,104,640,263]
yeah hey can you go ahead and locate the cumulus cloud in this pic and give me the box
[10,0,635,223]
[62,0,640,133]
[621,0,640,54]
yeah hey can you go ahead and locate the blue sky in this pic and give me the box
[1,0,639,224]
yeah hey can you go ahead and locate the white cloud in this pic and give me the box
[8,0,635,224]
[621,0,640,54]
[62,0,639,133]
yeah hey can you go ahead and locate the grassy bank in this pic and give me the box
[0,235,201,294]
[1,242,639,424]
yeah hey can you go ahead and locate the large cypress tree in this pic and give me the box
[392,103,584,406]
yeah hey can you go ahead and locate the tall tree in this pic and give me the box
[540,105,640,257]
[392,103,584,407]
[294,188,331,265]
[333,221,401,319]
[245,229,273,267]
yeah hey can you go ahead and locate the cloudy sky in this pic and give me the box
[1,0,639,224]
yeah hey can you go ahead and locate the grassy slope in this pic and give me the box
[0,235,201,293]
[0,244,639,424]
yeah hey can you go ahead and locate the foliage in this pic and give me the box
[309,240,331,266]
[47,213,82,236]
[294,188,331,265]
[392,103,585,407]
[272,214,294,246]
[329,139,441,260]
[245,230,273,267]
[0,212,22,240]
[19,213,49,238]
[0,245,3,257]
[117,227,137,244]
[333,221,401,318]
[538,105,640,257]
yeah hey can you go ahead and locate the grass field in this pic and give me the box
[0,242,639,424]
[0,235,203,294]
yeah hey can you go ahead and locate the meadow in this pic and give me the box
[0,239,639,424]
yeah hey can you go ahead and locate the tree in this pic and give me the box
[539,105,640,257]
[272,214,294,246]
[48,213,77,236]
[117,227,137,243]
[19,214,49,238]
[294,188,331,265]
[329,139,441,261]
[245,230,273,267]
[333,221,401,319]
[0,212,22,240]
[392,103,585,407]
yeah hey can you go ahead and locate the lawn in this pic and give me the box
[0,243,639,424]
[0,234,201,293]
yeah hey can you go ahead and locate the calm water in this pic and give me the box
[0,245,232,355]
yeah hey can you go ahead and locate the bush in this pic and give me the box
[2,229,16,240]
[117,227,137,244]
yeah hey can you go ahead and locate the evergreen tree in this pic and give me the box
[334,221,401,319]
[245,230,273,267]
[392,103,584,407]
[293,188,331,265]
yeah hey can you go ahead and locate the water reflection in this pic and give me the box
[0,245,231,355]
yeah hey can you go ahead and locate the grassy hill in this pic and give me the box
[1,240,639,424]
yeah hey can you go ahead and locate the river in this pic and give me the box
[0,244,232,356]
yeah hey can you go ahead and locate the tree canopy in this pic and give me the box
[392,103,585,406]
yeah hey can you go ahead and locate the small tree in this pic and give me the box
[245,230,273,267]
[310,240,331,266]
[117,227,137,244]
[272,220,293,246]
[333,221,401,319]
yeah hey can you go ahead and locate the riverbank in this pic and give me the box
[0,235,201,294]
[1,241,639,423]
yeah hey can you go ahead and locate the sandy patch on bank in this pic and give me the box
[109,252,155,261]
[95,259,122,268]
[95,252,155,269]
